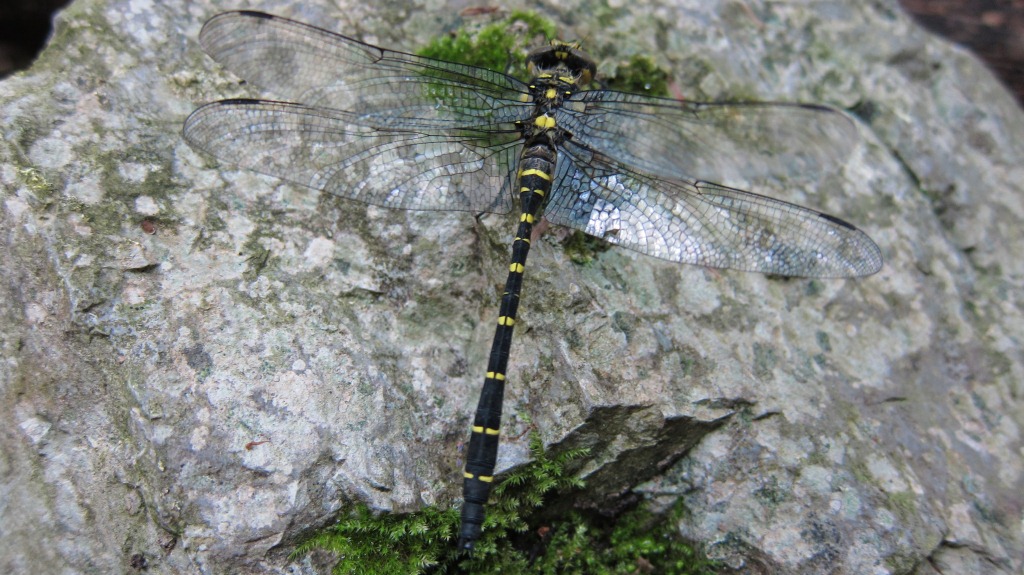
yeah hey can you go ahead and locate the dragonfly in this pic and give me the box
[182,11,882,552]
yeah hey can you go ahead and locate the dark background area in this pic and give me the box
[0,0,72,79]
[900,0,1024,107]
[0,0,1021,105]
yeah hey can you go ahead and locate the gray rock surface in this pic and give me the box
[1,0,1021,573]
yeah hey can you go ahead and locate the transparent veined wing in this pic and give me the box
[196,11,533,129]
[183,99,522,213]
[556,91,859,183]
[545,140,882,278]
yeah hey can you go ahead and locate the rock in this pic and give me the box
[0,0,1020,573]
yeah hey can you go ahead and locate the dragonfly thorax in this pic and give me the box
[519,43,593,144]
[526,40,596,86]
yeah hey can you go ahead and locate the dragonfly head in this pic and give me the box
[527,40,596,86]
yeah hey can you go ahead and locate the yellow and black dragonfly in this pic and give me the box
[183,10,882,552]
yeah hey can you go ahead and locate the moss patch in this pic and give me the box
[562,230,613,265]
[603,54,670,97]
[416,11,671,95]
[294,433,585,573]
[417,11,557,82]
[296,433,716,574]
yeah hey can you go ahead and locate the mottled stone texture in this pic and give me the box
[1,0,1021,573]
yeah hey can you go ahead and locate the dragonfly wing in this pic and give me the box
[197,11,532,128]
[546,142,882,277]
[183,99,520,213]
[557,91,858,182]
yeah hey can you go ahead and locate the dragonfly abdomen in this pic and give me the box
[459,139,557,551]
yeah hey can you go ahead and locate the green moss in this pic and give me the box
[240,238,273,282]
[295,504,458,575]
[295,433,716,574]
[604,54,670,97]
[417,11,557,81]
[562,230,612,265]
[18,166,55,197]
[418,12,671,99]
[294,432,586,573]
[887,491,917,523]
[497,501,718,575]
